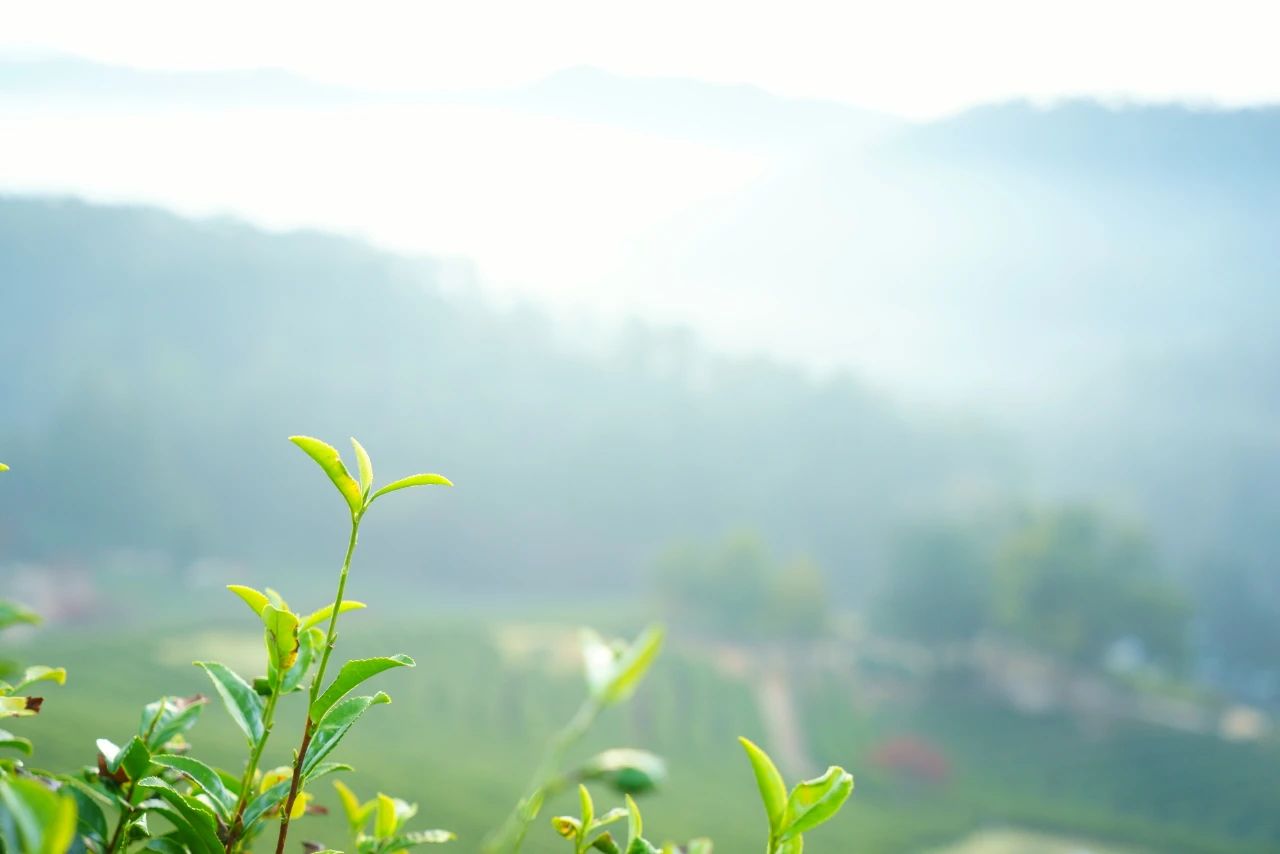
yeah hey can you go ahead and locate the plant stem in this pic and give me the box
[482,697,601,854]
[225,678,281,852]
[274,515,361,854]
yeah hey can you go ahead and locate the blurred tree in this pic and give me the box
[871,524,990,645]
[653,531,829,639]
[994,506,1190,670]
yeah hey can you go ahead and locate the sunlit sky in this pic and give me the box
[5,0,1280,118]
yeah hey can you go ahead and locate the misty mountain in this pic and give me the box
[0,196,1011,604]
[629,99,1280,564]
[2,60,1278,583]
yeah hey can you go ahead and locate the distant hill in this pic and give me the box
[0,196,1010,604]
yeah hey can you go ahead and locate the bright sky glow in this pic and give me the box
[4,0,1280,118]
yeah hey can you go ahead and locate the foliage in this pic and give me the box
[739,737,853,854]
[0,440,857,853]
[653,533,829,640]
[994,507,1191,669]
[871,524,990,645]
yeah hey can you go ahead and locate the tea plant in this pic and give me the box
[740,737,854,854]
[0,441,858,853]
[551,787,712,854]
[480,626,665,854]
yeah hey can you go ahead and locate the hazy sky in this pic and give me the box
[5,0,1280,118]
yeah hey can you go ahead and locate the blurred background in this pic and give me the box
[2,2,1279,851]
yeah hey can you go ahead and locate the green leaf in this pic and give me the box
[584,625,664,706]
[13,665,66,692]
[290,435,364,514]
[136,799,219,854]
[739,737,787,839]
[333,780,374,832]
[375,791,398,838]
[241,778,290,831]
[590,834,623,854]
[63,779,109,848]
[368,472,453,503]
[0,728,32,754]
[589,808,628,834]
[310,655,414,722]
[194,661,264,745]
[280,627,324,693]
[0,601,40,632]
[150,755,236,821]
[578,784,595,844]
[352,437,374,498]
[553,815,582,839]
[0,775,78,854]
[579,749,668,796]
[778,766,853,841]
[264,587,291,611]
[0,696,41,718]
[301,692,391,777]
[226,584,270,616]
[139,695,208,750]
[99,735,152,783]
[299,599,367,631]
[625,794,642,846]
[136,779,223,854]
[262,604,301,671]
[143,838,189,854]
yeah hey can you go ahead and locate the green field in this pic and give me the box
[10,616,1280,853]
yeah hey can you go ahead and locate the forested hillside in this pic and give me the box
[0,196,1010,602]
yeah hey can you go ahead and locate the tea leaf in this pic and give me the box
[601,625,664,705]
[138,798,222,854]
[301,692,391,777]
[137,778,223,854]
[0,601,39,632]
[778,766,853,841]
[310,654,414,723]
[0,696,41,718]
[151,755,236,820]
[262,604,301,671]
[140,695,208,750]
[226,584,270,616]
[351,437,374,498]
[11,665,65,692]
[194,661,264,745]
[0,727,33,754]
[738,737,787,838]
[333,779,375,832]
[280,627,324,693]
[0,775,78,854]
[299,599,367,631]
[625,794,642,845]
[369,472,453,503]
[289,435,364,515]
[242,778,290,831]
[375,791,399,838]
[578,784,595,841]
[63,779,109,847]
